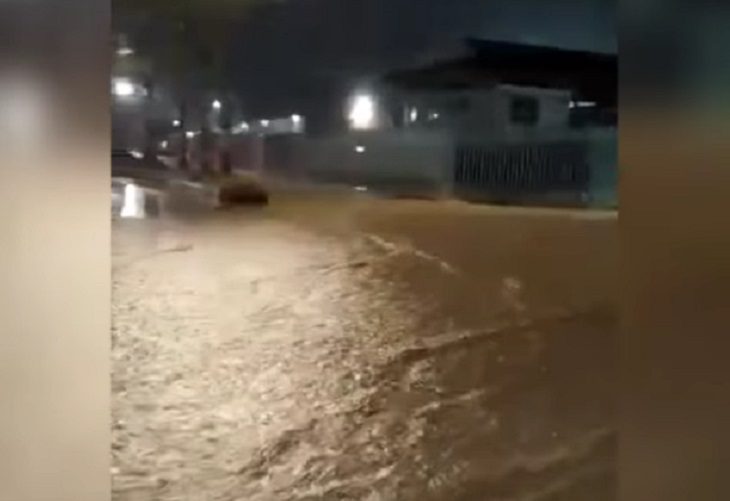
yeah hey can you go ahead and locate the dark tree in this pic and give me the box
[114,0,268,171]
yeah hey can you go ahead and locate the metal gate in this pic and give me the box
[454,141,591,205]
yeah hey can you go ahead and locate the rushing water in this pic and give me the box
[112,184,617,500]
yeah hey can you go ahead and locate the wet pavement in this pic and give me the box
[112,180,618,500]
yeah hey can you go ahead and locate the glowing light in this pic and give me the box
[160,140,168,149]
[232,121,250,134]
[355,145,366,153]
[117,46,134,57]
[260,119,270,127]
[172,119,181,127]
[570,101,596,109]
[429,111,440,120]
[212,99,222,110]
[112,79,135,97]
[348,94,376,130]
[291,114,302,123]
[409,107,418,122]
[129,149,143,159]
[354,186,368,192]
[185,131,195,139]
[120,183,145,219]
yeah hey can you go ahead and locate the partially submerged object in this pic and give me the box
[216,174,269,207]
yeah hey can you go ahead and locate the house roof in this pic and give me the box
[384,38,617,106]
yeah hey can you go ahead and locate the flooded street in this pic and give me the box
[112,185,618,500]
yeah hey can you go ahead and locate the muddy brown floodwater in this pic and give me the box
[112,188,618,501]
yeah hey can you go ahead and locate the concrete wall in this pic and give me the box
[230,135,265,173]
[258,127,617,207]
[259,129,455,197]
[232,119,616,208]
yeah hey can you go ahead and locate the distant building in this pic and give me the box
[258,39,618,208]
[111,32,157,153]
[381,38,617,138]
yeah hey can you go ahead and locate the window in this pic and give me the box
[510,96,540,126]
[452,97,470,112]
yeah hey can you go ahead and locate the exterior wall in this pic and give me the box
[170,133,265,174]
[306,130,455,197]
[457,85,570,137]
[258,127,616,208]
[398,89,499,133]
[229,135,265,173]
[396,84,572,141]
[497,85,571,133]
[261,130,455,197]
[220,81,616,208]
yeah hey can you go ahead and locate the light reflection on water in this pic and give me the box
[120,183,145,219]
[112,196,618,500]
[113,179,161,220]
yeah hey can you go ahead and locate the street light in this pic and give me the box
[409,107,418,123]
[172,119,181,127]
[291,114,304,133]
[212,99,222,110]
[348,94,376,130]
[112,79,136,98]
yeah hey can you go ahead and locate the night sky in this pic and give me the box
[229,0,616,120]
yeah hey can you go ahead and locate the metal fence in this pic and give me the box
[254,129,617,208]
[453,140,592,205]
